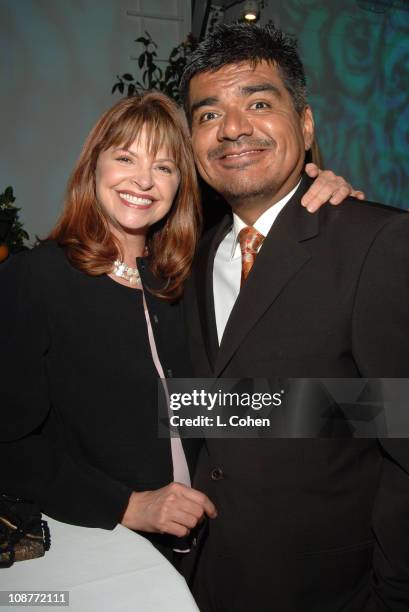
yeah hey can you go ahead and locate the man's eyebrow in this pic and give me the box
[190,96,219,116]
[240,83,282,97]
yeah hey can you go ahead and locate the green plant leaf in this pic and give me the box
[5,187,15,202]
[145,31,157,47]
[122,73,134,81]
[135,36,150,46]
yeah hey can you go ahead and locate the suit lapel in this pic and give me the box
[194,214,232,370]
[215,177,319,376]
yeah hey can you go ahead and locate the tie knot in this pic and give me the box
[238,226,265,255]
[237,227,265,287]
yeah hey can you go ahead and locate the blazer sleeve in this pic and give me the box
[352,214,409,610]
[0,251,132,529]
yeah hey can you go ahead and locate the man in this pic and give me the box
[180,23,409,611]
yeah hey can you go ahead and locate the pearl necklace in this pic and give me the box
[112,259,141,286]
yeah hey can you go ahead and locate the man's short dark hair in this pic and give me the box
[180,23,307,118]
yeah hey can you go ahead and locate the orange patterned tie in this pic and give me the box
[238,226,265,287]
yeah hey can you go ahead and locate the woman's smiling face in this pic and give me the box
[95,127,180,237]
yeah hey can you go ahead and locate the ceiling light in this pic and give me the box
[243,0,259,21]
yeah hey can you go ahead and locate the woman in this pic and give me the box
[0,92,216,563]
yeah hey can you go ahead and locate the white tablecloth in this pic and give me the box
[0,516,199,612]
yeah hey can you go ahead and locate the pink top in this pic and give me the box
[142,292,191,487]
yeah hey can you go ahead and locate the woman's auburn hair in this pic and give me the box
[48,91,202,300]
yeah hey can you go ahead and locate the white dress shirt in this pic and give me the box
[213,181,301,344]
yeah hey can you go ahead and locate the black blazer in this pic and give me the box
[0,242,199,539]
[184,176,409,612]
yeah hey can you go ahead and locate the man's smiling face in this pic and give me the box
[188,60,314,220]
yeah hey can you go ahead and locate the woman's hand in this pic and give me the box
[121,482,217,537]
[301,163,365,212]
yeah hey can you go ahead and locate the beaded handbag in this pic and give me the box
[0,494,51,568]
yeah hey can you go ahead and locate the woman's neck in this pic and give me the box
[115,231,147,267]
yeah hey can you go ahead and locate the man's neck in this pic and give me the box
[230,177,302,226]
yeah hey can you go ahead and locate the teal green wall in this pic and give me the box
[286,2,408,207]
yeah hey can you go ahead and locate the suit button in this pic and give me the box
[210,467,224,481]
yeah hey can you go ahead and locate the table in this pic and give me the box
[0,516,199,611]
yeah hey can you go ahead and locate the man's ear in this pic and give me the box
[302,106,315,151]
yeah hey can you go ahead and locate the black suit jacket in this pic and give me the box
[184,176,409,611]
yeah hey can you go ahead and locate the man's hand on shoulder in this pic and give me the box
[302,163,366,212]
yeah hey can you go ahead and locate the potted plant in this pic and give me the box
[112,32,197,103]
